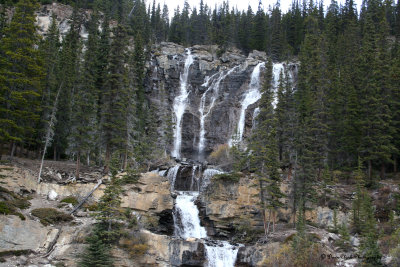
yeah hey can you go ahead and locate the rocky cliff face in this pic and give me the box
[147,42,298,160]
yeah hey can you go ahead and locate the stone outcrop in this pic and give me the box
[0,215,59,254]
[121,172,173,213]
[200,175,350,238]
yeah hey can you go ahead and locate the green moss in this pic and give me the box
[0,202,26,220]
[0,201,12,214]
[0,249,30,257]
[31,208,73,226]
[60,196,79,206]
[213,172,241,183]
[0,186,30,220]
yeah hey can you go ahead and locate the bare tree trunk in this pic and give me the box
[10,141,16,158]
[87,151,90,166]
[266,209,271,235]
[273,210,276,233]
[0,142,3,160]
[76,151,80,179]
[53,145,57,161]
[38,82,63,183]
[70,179,102,214]
[288,165,292,180]
[292,152,298,228]
[262,208,267,236]
[368,159,372,182]
[104,143,110,174]
[123,150,128,170]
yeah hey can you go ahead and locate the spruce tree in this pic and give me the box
[101,24,129,173]
[69,12,100,178]
[249,60,284,234]
[358,10,394,182]
[52,5,81,160]
[79,229,113,267]
[0,0,44,156]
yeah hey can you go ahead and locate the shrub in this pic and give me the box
[208,144,231,165]
[120,169,140,185]
[0,186,30,219]
[119,233,149,257]
[60,196,79,206]
[83,202,98,211]
[213,172,241,183]
[31,208,73,226]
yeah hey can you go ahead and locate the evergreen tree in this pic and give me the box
[294,13,328,216]
[252,0,267,51]
[79,228,113,267]
[101,24,129,173]
[0,0,44,157]
[358,8,394,182]
[69,12,100,178]
[52,5,81,160]
[249,60,284,234]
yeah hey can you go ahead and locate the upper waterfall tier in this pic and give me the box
[147,43,298,160]
[172,49,194,159]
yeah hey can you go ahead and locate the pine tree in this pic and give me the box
[251,0,266,51]
[52,5,81,160]
[294,13,328,217]
[358,9,395,182]
[0,0,44,157]
[249,60,284,235]
[101,24,129,173]
[69,12,100,178]
[79,228,113,267]
[359,192,382,266]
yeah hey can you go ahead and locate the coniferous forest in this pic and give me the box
[1,0,400,182]
[1,0,400,266]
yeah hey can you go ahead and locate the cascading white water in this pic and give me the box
[198,66,239,155]
[167,165,180,191]
[190,165,199,191]
[272,63,285,107]
[205,241,241,267]
[229,62,265,146]
[252,107,260,129]
[172,167,240,267]
[174,191,207,239]
[172,49,194,159]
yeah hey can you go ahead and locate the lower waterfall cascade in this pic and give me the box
[159,165,241,267]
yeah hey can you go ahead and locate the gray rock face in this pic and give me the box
[148,42,298,160]
[0,216,58,254]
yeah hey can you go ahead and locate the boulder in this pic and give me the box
[0,216,58,254]
[120,172,173,213]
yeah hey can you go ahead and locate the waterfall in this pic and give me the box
[198,66,239,155]
[272,63,285,107]
[172,167,240,267]
[174,191,207,239]
[190,165,200,191]
[172,49,194,159]
[229,62,265,146]
[205,241,241,267]
[167,165,180,191]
